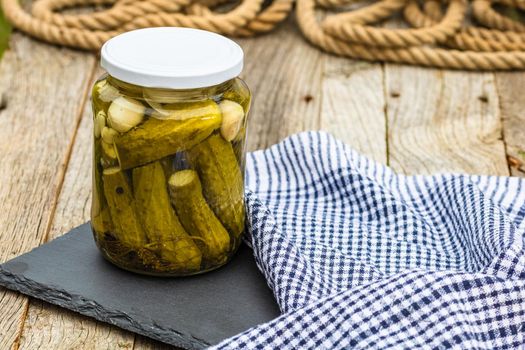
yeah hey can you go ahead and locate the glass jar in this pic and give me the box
[90,28,251,276]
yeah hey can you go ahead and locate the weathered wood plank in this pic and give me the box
[0,32,96,348]
[494,73,525,177]
[237,19,323,151]
[17,75,135,348]
[320,58,387,163]
[384,66,508,175]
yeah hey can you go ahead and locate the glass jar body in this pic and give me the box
[90,75,251,276]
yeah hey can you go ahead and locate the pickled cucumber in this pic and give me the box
[133,162,202,270]
[160,153,190,179]
[93,142,104,212]
[114,113,222,170]
[91,206,112,237]
[91,160,112,236]
[188,134,245,238]
[102,167,146,249]
[169,170,231,265]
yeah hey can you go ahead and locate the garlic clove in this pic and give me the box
[101,140,118,160]
[101,127,118,144]
[108,97,145,133]
[94,79,121,103]
[94,111,107,138]
[219,100,244,142]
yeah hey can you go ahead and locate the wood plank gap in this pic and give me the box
[494,76,516,177]
[317,55,326,131]
[132,335,138,350]
[11,302,28,350]
[493,73,525,176]
[380,63,390,166]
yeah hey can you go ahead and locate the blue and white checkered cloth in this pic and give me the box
[213,131,525,349]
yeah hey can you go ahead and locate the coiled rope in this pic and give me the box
[1,0,525,70]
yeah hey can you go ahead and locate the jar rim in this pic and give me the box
[101,27,244,89]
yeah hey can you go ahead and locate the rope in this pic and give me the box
[1,0,525,70]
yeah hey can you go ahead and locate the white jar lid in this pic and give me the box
[101,27,244,89]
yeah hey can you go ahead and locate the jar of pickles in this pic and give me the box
[90,28,250,276]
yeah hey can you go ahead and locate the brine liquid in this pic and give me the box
[91,76,250,276]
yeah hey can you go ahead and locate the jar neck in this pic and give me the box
[106,75,235,101]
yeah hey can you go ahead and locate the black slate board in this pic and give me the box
[0,223,280,349]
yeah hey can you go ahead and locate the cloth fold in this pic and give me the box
[213,131,525,349]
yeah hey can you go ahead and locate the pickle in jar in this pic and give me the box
[102,167,147,249]
[114,106,222,170]
[133,162,202,271]
[169,170,231,265]
[188,134,245,239]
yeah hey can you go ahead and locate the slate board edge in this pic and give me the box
[0,266,209,349]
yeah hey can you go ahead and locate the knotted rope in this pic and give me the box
[2,0,525,70]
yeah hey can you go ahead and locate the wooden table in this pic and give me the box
[0,17,524,349]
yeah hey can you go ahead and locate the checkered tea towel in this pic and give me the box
[213,131,525,350]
